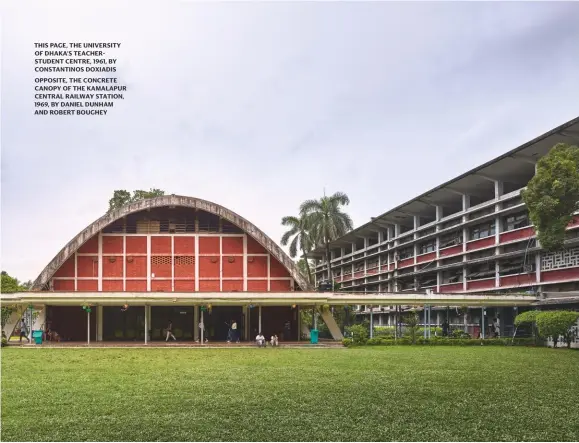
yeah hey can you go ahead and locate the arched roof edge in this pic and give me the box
[31,195,311,291]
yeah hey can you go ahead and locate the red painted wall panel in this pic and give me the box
[126,257,147,278]
[366,268,378,275]
[270,280,291,291]
[247,256,267,277]
[416,252,436,264]
[467,278,495,290]
[199,237,220,254]
[102,280,123,291]
[398,258,414,268]
[77,236,98,254]
[439,245,462,257]
[541,268,579,283]
[222,256,243,278]
[103,256,123,278]
[499,227,535,244]
[102,236,123,254]
[270,257,290,278]
[198,256,219,278]
[151,259,171,278]
[174,237,195,254]
[174,260,195,278]
[77,280,98,291]
[222,280,243,291]
[354,272,364,279]
[77,256,98,278]
[247,280,268,291]
[438,283,463,292]
[199,280,220,292]
[53,279,75,291]
[151,280,172,292]
[381,264,390,271]
[174,280,195,292]
[151,236,171,254]
[246,237,266,254]
[500,274,536,287]
[466,236,495,251]
[126,280,147,291]
[222,237,243,254]
[126,236,147,254]
[54,256,75,278]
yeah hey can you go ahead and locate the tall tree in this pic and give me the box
[1,271,25,293]
[522,143,579,252]
[300,191,353,282]
[281,215,314,282]
[108,188,166,213]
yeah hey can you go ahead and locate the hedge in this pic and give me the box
[343,337,538,347]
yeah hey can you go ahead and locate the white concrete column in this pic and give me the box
[494,180,504,200]
[97,305,103,341]
[495,261,500,287]
[535,254,541,284]
[123,235,127,292]
[436,271,441,293]
[98,233,103,291]
[219,236,223,292]
[87,310,91,345]
[297,306,301,341]
[171,235,175,292]
[436,206,443,223]
[243,235,248,291]
[147,235,152,291]
[144,304,148,344]
[195,235,200,292]
[463,267,467,291]
[258,305,262,333]
[193,306,199,341]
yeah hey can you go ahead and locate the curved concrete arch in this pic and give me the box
[32,195,311,291]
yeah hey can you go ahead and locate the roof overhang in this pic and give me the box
[1,291,538,307]
[309,116,579,256]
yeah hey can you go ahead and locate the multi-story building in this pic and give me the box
[309,117,579,336]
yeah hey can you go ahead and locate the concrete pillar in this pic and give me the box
[435,206,443,223]
[494,180,504,200]
[194,306,199,341]
[97,305,103,341]
[463,266,467,291]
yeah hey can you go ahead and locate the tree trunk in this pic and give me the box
[302,248,313,284]
[325,242,333,282]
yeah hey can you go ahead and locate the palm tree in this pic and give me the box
[300,192,354,282]
[281,215,314,282]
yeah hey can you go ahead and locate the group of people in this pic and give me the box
[255,333,278,347]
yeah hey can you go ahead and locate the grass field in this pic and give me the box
[2,347,578,442]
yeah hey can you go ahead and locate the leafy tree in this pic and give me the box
[300,192,353,281]
[522,143,579,252]
[403,311,420,344]
[108,188,166,213]
[535,310,579,349]
[281,214,315,282]
[1,271,27,333]
[295,259,315,283]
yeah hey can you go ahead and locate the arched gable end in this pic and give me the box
[32,195,311,291]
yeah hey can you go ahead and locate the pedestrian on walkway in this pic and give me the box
[165,320,176,341]
[19,318,30,344]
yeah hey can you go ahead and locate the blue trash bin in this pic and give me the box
[32,330,43,345]
[310,329,319,344]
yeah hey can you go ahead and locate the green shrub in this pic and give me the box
[347,324,369,345]
[415,327,443,337]
[342,338,353,347]
[535,310,579,348]
[514,310,540,326]
[373,326,396,337]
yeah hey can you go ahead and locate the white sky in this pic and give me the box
[2,1,579,281]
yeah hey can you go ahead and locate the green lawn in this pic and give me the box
[2,347,578,441]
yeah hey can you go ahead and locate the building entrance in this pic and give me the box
[151,306,195,341]
[102,306,145,341]
[205,306,243,341]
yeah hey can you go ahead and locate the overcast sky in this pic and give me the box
[1,1,579,281]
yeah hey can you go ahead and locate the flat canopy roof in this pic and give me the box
[309,116,579,256]
[1,291,538,307]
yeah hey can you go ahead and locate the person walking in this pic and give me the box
[231,319,239,343]
[165,320,176,342]
[19,318,30,344]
